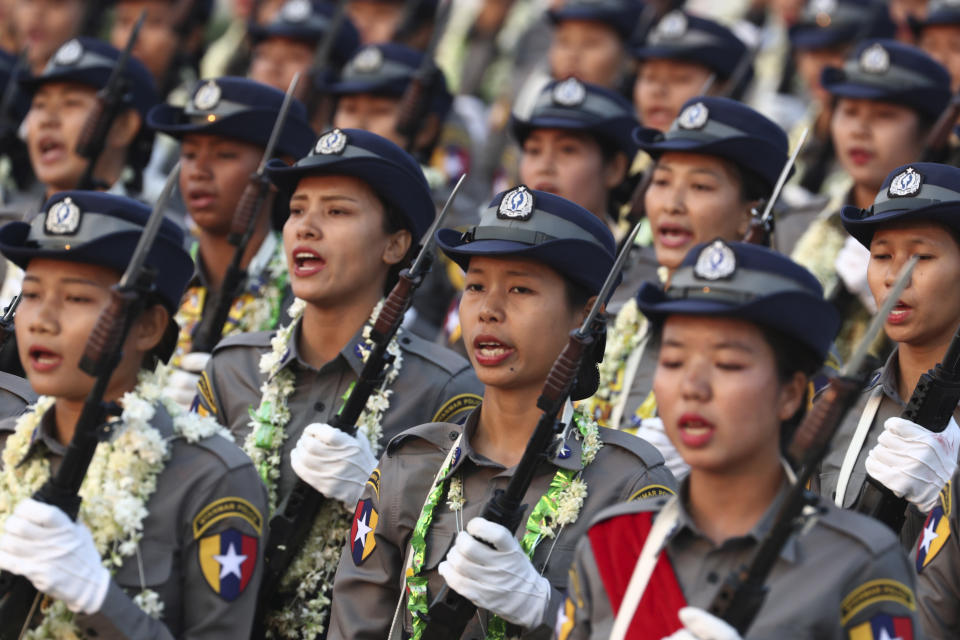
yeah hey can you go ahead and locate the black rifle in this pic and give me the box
[0,294,24,378]
[253,174,468,626]
[190,72,301,353]
[0,49,26,140]
[920,91,960,164]
[394,0,452,162]
[301,0,350,125]
[742,127,809,246]
[419,223,643,640]
[156,0,200,99]
[0,165,182,640]
[75,11,146,191]
[852,321,960,532]
[707,257,919,635]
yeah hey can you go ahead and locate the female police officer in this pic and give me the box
[0,191,268,638]
[556,241,918,640]
[328,186,676,639]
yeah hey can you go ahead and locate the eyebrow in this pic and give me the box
[662,338,754,352]
[23,275,104,287]
[289,194,360,203]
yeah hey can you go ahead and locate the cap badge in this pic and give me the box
[552,77,586,107]
[677,101,709,130]
[498,186,535,221]
[888,167,923,198]
[193,80,222,111]
[44,197,81,235]
[281,0,312,22]
[656,11,688,39]
[694,240,736,281]
[353,46,384,73]
[315,128,348,155]
[859,43,890,75]
[810,0,836,18]
[54,39,83,67]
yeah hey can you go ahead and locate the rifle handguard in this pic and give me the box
[787,376,862,467]
[75,99,108,159]
[538,334,589,410]
[229,177,271,245]
[372,272,415,337]
[395,76,429,142]
[79,288,135,377]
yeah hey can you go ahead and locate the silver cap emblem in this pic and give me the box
[552,77,586,107]
[888,167,923,198]
[677,101,709,130]
[193,80,222,111]
[859,43,890,74]
[281,0,312,22]
[353,46,384,73]
[54,39,83,66]
[44,197,81,235]
[656,11,688,39]
[694,240,737,280]
[315,128,348,155]
[497,186,535,221]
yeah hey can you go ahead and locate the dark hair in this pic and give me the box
[141,295,181,370]
[758,325,822,450]
[732,163,770,204]
[564,278,602,401]
[381,201,417,295]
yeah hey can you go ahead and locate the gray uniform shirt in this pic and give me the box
[328,408,677,639]
[0,403,268,639]
[555,480,920,639]
[197,321,482,500]
[916,475,960,638]
[0,371,35,419]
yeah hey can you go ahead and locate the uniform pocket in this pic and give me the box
[113,541,175,588]
[424,527,457,570]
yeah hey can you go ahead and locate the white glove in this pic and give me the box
[866,415,960,513]
[169,352,211,411]
[0,499,110,614]
[437,517,550,629]
[636,417,689,479]
[834,235,877,313]
[662,607,743,640]
[290,422,377,507]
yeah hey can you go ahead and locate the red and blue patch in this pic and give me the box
[848,613,913,640]
[198,527,258,602]
[916,504,950,573]
[351,498,379,566]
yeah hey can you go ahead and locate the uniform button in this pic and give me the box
[314,402,325,412]
[707,571,719,584]
[86,630,99,637]
[401,336,411,345]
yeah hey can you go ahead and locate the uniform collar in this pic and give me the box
[276,313,369,377]
[440,405,586,481]
[872,347,905,405]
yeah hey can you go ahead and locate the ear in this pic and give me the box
[381,228,413,266]
[574,295,598,328]
[776,371,807,423]
[106,109,142,149]
[413,114,442,154]
[129,304,170,355]
[737,200,760,237]
[602,152,629,190]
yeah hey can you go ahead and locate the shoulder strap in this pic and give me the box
[834,387,883,507]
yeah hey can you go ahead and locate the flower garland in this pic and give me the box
[406,411,602,640]
[172,235,289,365]
[0,367,227,639]
[244,298,403,640]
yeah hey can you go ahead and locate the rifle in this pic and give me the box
[301,0,349,125]
[852,320,960,532]
[0,165,182,640]
[0,50,26,139]
[920,92,960,163]
[742,127,809,246]
[74,10,146,191]
[0,294,24,377]
[156,0,200,99]
[394,0,452,161]
[190,72,301,353]
[707,256,919,635]
[719,42,759,101]
[419,222,643,640]
[254,174,468,624]
[393,0,428,45]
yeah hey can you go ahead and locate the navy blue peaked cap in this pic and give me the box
[911,0,960,29]
[841,162,960,247]
[106,0,213,22]
[548,0,643,39]
[789,0,895,49]
[147,77,315,159]
[637,240,839,361]
[821,39,951,120]
[20,37,158,118]
[631,10,749,80]
[249,0,360,69]
[437,186,616,294]
[329,43,452,118]
[0,191,194,311]
[634,96,789,191]
[266,128,434,240]
[510,78,640,156]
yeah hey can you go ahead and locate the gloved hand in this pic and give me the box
[636,417,689,479]
[438,517,550,629]
[866,415,960,513]
[290,422,377,507]
[834,235,876,313]
[662,607,743,640]
[0,499,110,614]
[169,352,211,411]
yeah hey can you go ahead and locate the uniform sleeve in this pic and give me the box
[76,461,268,639]
[192,354,228,427]
[621,459,678,503]
[328,451,407,640]
[916,481,960,637]
[427,367,483,425]
[527,535,603,640]
[839,536,920,638]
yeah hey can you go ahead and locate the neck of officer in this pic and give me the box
[853,182,880,210]
[472,385,546,468]
[298,287,384,369]
[197,215,271,292]
[50,150,128,200]
[897,335,956,403]
[685,450,784,546]
[51,372,140,446]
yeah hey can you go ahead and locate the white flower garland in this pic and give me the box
[583,298,648,424]
[244,298,403,640]
[0,367,229,638]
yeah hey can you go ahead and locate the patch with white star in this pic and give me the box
[351,498,379,565]
[846,613,914,640]
[198,527,259,601]
[916,493,950,573]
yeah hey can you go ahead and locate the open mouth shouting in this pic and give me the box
[472,334,516,366]
[290,246,326,277]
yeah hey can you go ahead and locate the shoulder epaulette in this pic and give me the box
[191,433,258,471]
[397,331,472,375]
[386,421,460,457]
[211,330,274,353]
[598,426,667,468]
[816,500,901,557]
[587,495,668,529]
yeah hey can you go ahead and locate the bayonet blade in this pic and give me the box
[256,71,301,175]
[119,163,181,290]
[759,127,809,226]
[409,173,466,275]
[577,222,642,337]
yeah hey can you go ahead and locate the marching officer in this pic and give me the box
[0,191,268,638]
